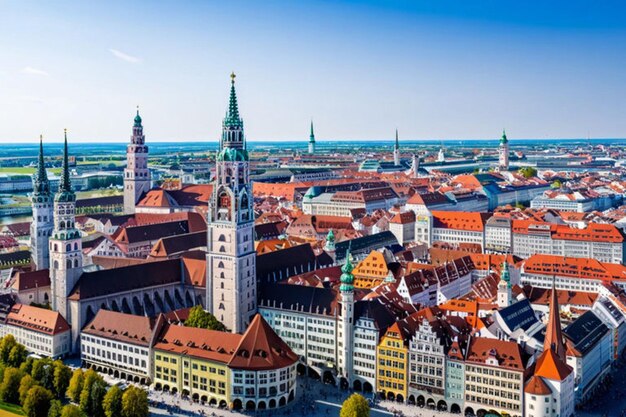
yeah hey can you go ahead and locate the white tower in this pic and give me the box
[437,147,445,163]
[49,130,83,321]
[308,121,316,154]
[497,261,512,308]
[338,250,355,385]
[410,154,420,178]
[30,135,54,271]
[123,107,151,214]
[393,129,400,166]
[206,73,257,333]
[498,129,509,171]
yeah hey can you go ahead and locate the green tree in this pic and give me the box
[20,357,35,375]
[19,374,36,405]
[89,380,107,417]
[0,335,17,364]
[551,179,562,189]
[79,370,102,415]
[7,344,27,368]
[47,400,62,417]
[66,369,84,403]
[340,393,369,417]
[52,361,71,399]
[121,386,148,417]
[60,404,84,417]
[31,358,52,383]
[23,386,54,417]
[184,305,227,331]
[103,385,123,417]
[518,166,537,179]
[0,367,23,404]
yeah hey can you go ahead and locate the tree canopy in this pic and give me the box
[184,306,227,331]
[340,393,370,417]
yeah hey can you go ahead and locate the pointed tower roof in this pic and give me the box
[340,249,355,292]
[33,135,50,196]
[59,129,71,193]
[395,129,399,150]
[500,129,508,145]
[500,261,511,288]
[134,106,142,126]
[228,314,299,371]
[224,72,242,128]
[544,278,566,361]
[309,120,315,143]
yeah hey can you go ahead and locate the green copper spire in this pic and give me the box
[500,129,508,145]
[33,135,50,196]
[224,72,242,128]
[395,129,399,150]
[55,129,76,204]
[134,106,142,127]
[340,249,355,292]
[309,120,315,143]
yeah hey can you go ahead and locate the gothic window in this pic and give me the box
[218,235,226,242]
[219,246,226,253]
[53,260,59,269]
[218,303,225,310]
[220,272,225,279]
[66,244,71,251]
[218,261,224,268]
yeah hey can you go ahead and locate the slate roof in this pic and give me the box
[335,231,399,261]
[117,220,190,244]
[563,310,610,356]
[258,282,339,316]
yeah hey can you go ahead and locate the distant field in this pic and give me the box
[0,401,25,416]
[0,167,62,175]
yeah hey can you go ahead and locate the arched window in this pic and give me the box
[53,260,59,270]
[74,242,78,250]
[218,303,225,310]
[220,272,225,279]
[220,282,224,289]
[66,260,72,269]
[66,244,71,251]
[218,261,224,268]
[60,221,65,229]
[219,246,226,253]
[218,235,226,242]
[74,259,79,268]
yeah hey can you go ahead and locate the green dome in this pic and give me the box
[500,129,508,144]
[216,147,248,162]
[326,229,335,242]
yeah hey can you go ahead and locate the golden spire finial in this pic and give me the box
[230,72,236,83]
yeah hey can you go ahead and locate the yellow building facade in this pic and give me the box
[376,322,409,402]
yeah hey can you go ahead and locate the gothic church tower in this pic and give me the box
[206,73,257,333]
[30,135,54,271]
[49,130,83,321]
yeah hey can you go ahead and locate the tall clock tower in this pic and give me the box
[206,73,256,333]
[123,108,150,214]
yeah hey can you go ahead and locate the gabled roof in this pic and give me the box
[466,337,528,371]
[116,220,190,245]
[431,211,491,232]
[524,375,552,395]
[534,348,572,381]
[150,231,207,258]
[228,314,299,371]
[11,269,50,291]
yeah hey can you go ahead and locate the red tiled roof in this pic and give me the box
[7,304,70,336]
[82,310,156,346]
[432,211,490,232]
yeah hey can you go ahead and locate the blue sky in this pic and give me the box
[1,0,626,142]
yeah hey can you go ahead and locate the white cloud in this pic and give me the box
[109,48,142,64]
[22,66,49,76]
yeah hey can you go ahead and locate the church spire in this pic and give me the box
[309,120,315,143]
[225,72,242,128]
[395,129,399,150]
[58,129,71,194]
[544,278,566,361]
[34,135,50,195]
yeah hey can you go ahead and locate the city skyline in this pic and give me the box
[2,1,626,143]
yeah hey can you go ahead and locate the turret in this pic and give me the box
[338,249,355,384]
[393,129,400,166]
[308,120,316,154]
[497,261,512,308]
[498,129,509,171]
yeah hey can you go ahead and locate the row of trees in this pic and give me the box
[0,335,148,417]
